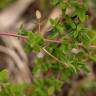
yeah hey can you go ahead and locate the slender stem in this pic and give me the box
[44,38,62,43]
[78,43,96,49]
[38,19,41,33]
[42,47,68,68]
[0,32,27,39]
[0,32,96,49]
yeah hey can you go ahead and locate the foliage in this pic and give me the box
[0,0,96,96]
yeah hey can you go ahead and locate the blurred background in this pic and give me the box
[0,0,96,96]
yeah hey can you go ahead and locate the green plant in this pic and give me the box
[0,0,96,96]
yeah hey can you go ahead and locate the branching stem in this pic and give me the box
[42,47,68,68]
[0,32,96,49]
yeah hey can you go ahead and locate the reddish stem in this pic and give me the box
[47,69,52,77]
[44,38,62,43]
[0,32,96,49]
[0,32,27,39]
[56,73,61,80]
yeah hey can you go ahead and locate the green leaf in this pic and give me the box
[78,62,90,73]
[59,2,67,10]
[73,31,79,38]
[50,18,59,26]
[51,0,61,5]
[70,64,77,73]
[77,8,86,22]
[56,23,65,33]
[27,32,44,51]
[0,69,8,81]
[62,41,69,52]
[48,86,55,95]
[90,55,96,62]
[82,33,90,47]
[18,25,28,36]
[65,16,76,29]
